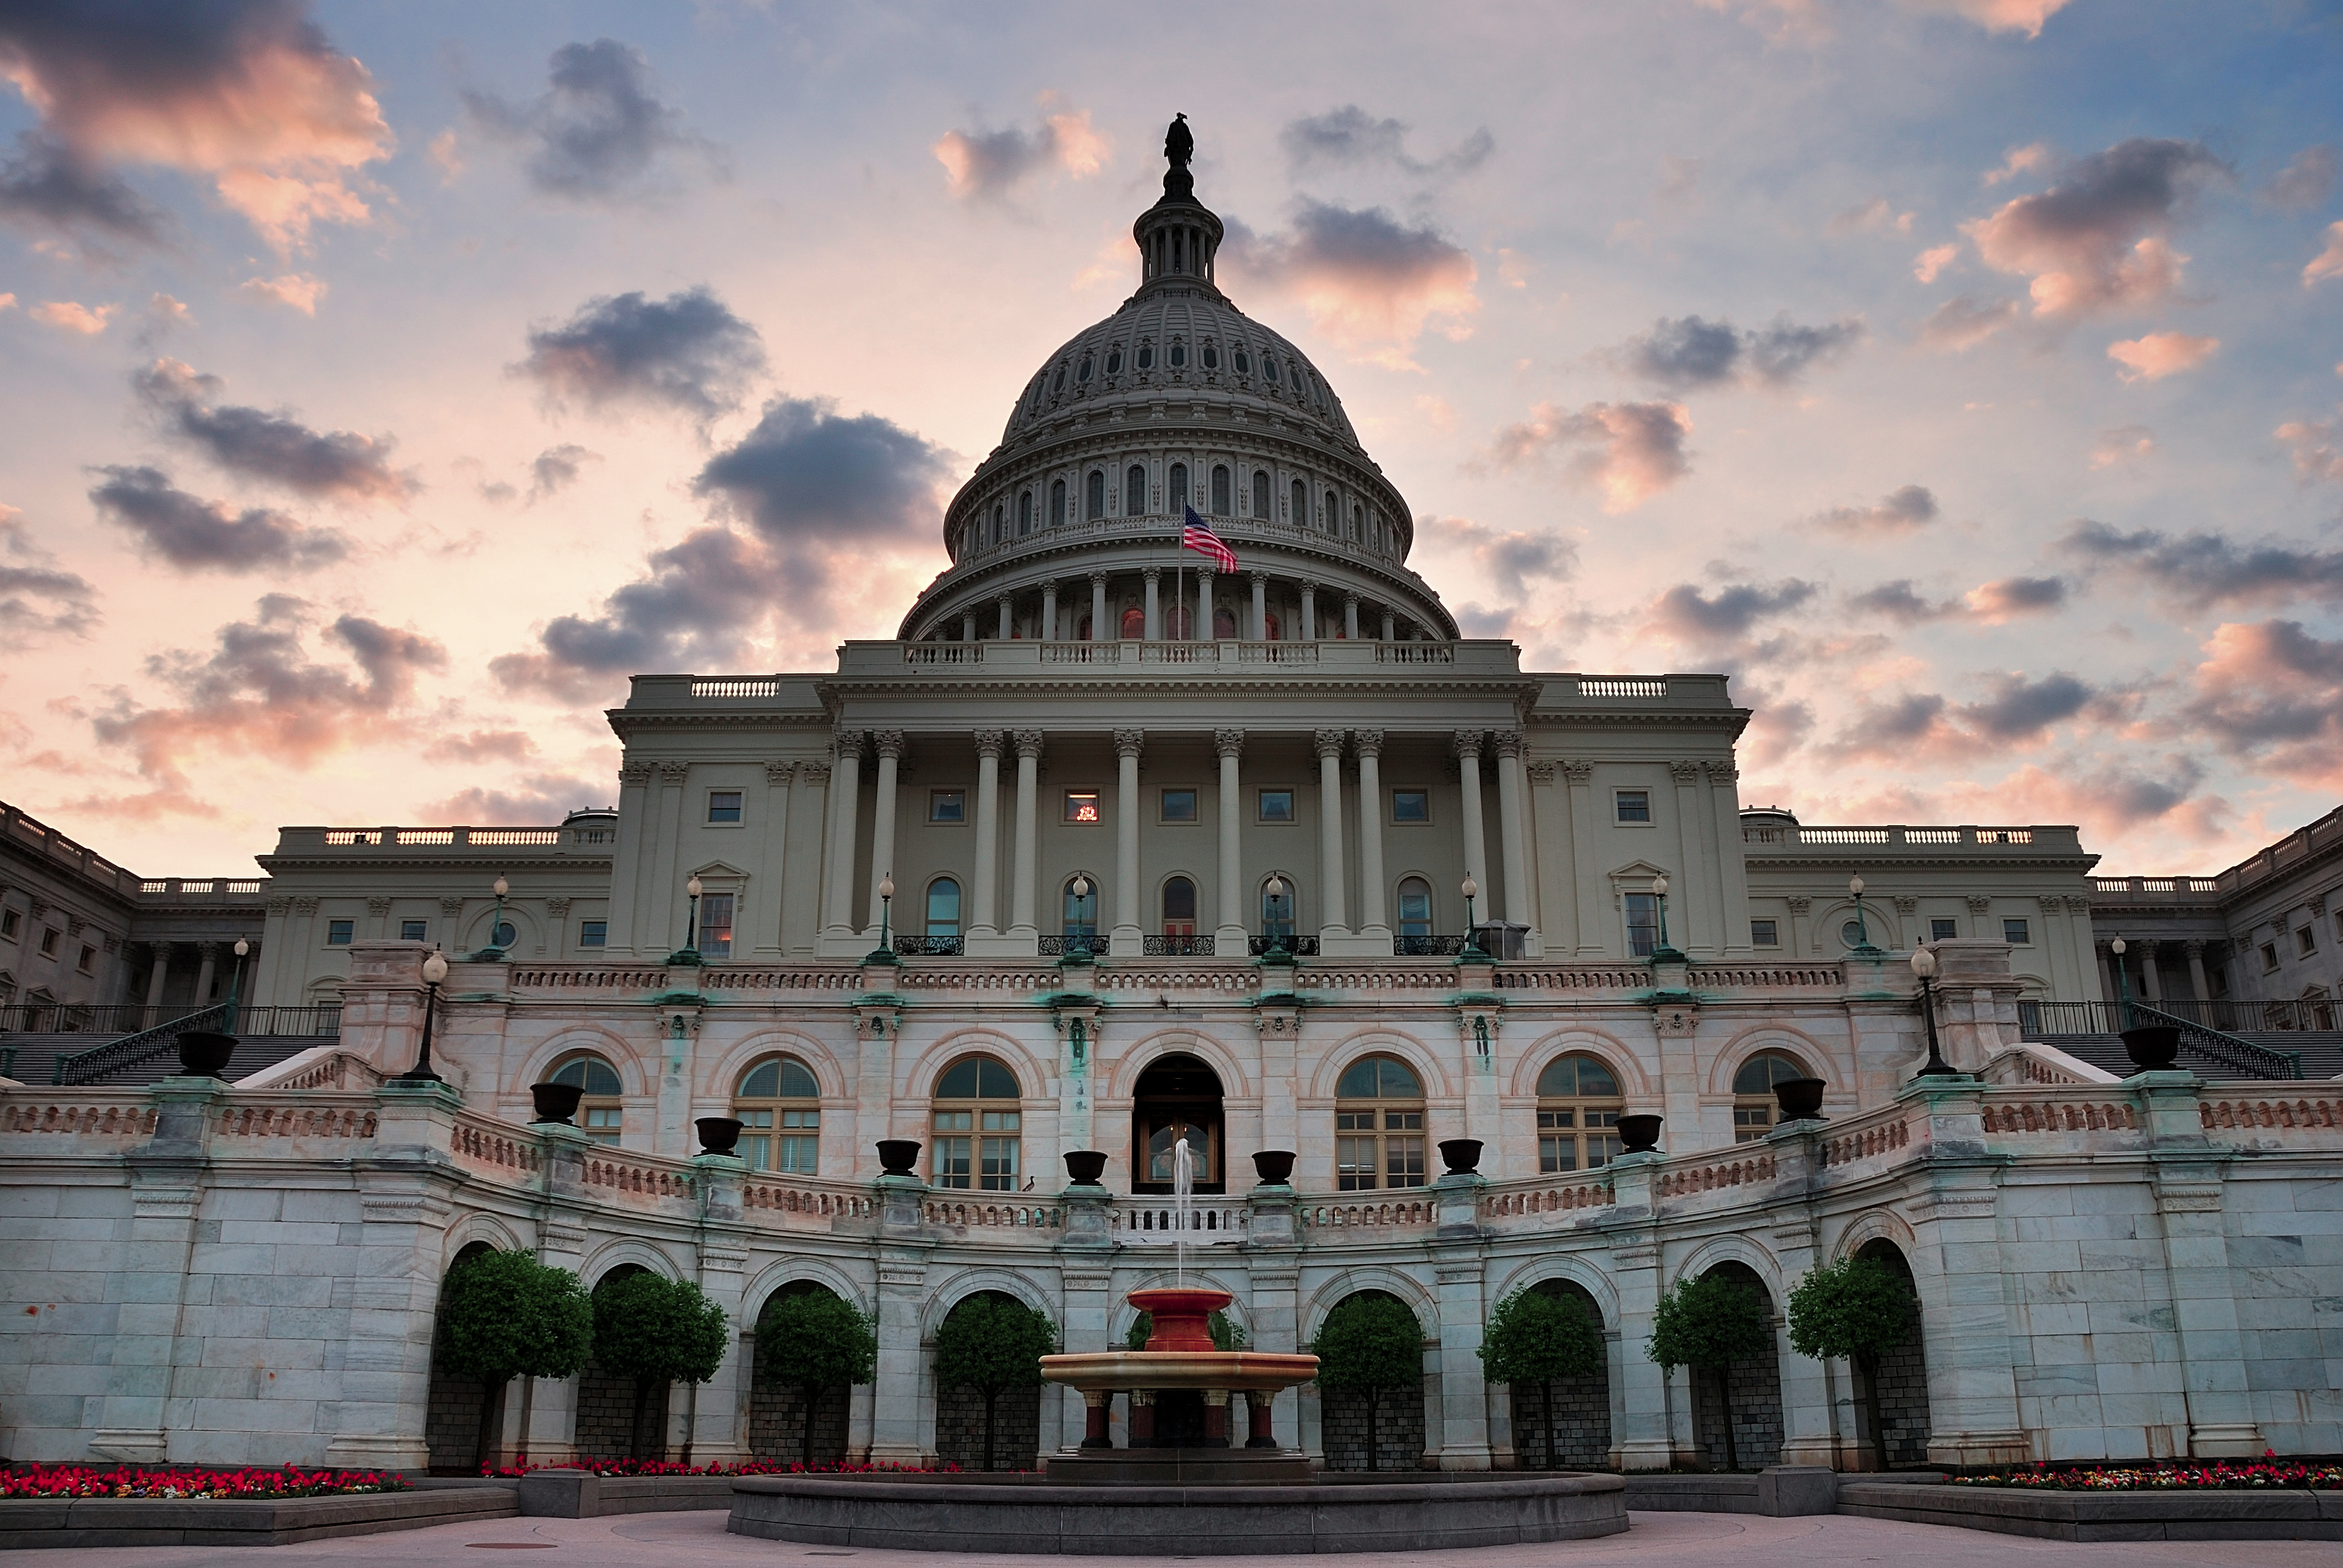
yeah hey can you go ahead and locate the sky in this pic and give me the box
[2,0,2341,880]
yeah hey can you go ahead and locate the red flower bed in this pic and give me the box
[1951,1458,2342,1491]
[477,1457,962,1479]
[1,1464,408,1500]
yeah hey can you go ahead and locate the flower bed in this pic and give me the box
[479,1457,958,1479]
[1950,1459,2343,1491]
[1,1464,408,1500]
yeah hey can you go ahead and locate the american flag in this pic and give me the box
[1181,505,1237,572]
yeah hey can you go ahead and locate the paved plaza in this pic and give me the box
[5,1510,2337,1568]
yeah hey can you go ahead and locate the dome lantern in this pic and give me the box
[1133,113,1225,300]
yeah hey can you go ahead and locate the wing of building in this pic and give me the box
[5,126,2341,1480]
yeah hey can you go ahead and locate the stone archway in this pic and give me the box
[424,1241,499,1474]
[748,1281,853,1466]
[1854,1240,1933,1468]
[1317,1290,1426,1473]
[574,1264,668,1460]
[932,1291,1044,1471]
[1692,1262,1783,1473]
[1131,1052,1226,1195]
[1509,1278,1611,1471]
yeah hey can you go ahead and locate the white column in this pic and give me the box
[1708,762,1754,956]
[1343,593,1360,639]
[1565,762,1604,956]
[1113,730,1144,951]
[1493,731,1535,932]
[755,762,793,955]
[1299,581,1317,641]
[193,942,218,1009]
[1214,728,1246,955]
[1314,728,1349,936]
[142,946,170,1026]
[1091,572,1109,641]
[1143,569,1160,641]
[649,760,688,948]
[1251,573,1268,641]
[822,734,861,939]
[960,610,975,642]
[1009,730,1043,940]
[1198,569,1214,639]
[970,731,1003,936]
[1041,583,1058,641]
[865,730,904,936]
[997,594,1013,641]
[1453,731,1490,904]
[1381,609,1396,641]
[608,759,653,955]
[1669,761,1708,955]
[1354,732,1388,942]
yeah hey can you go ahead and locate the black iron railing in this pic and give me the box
[1038,935,1111,957]
[2020,999,2335,1037]
[50,1004,343,1086]
[0,1002,212,1034]
[892,935,964,956]
[1394,935,1467,956]
[2017,1000,2303,1080]
[1248,935,1320,957]
[1142,935,1218,956]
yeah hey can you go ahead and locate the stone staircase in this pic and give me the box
[2033,1031,2343,1083]
[2,1004,339,1086]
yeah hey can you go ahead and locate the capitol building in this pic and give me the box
[3,130,2340,1480]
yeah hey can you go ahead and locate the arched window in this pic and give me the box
[1260,877,1296,942]
[1018,491,1034,536]
[933,1054,1021,1190]
[1732,1053,1810,1142]
[1291,477,1306,524]
[734,1054,820,1172]
[1234,346,1251,374]
[1252,469,1270,519]
[1210,464,1231,515]
[1063,877,1099,942]
[1136,343,1154,370]
[1352,503,1363,541]
[1397,877,1434,949]
[1126,465,1146,517]
[1052,364,1067,393]
[1136,1053,1224,1190]
[1170,339,1187,367]
[1161,877,1197,936]
[1076,355,1093,383]
[1164,602,1192,639]
[549,1053,623,1144]
[1050,479,1066,527]
[991,503,1004,545]
[1201,342,1219,370]
[1264,355,1280,384]
[1106,347,1123,375]
[1213,604,1237,639]
[925,878,961,938]
[1536,1054,1623,1172]
[1168,463,1189,511]
[1264,610,1280,641]
[1119,604,1144,639]
[1335,1055,1424,1190]
[1086,469,1106,520]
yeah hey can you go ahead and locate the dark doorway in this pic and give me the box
[749,1280,854,1465]
[933,1291,1043,1471]
[1317,1291,1426,1472]
[1131,1053,1225,1194]
[1510,1279,1612,1470]
[575,1265,669,1460]
[1690,1263,1782,1472]
[424,1241,499,1475]
[1853,1241,1933,1468]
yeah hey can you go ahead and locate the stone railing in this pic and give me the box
[581,1149,696,1204]
[1651,1149,1777,1200]
[1491,967,1678,991]
[741,1178,876,1224]
[1296,1195,1437,1232]
[451,1113,543,1180]
[1978,1095,2139,1135]
[1477,1174,1614,1223]
[1817,1114,1911,1169]
[1112,1197,1250,1240]
[508,967,675,991]
[921,1197,1064,1230]
[2198,1093,2343,1134]
[0,1095,159,1138]
[1688,965,1844,989]
[211,1098,378,1140]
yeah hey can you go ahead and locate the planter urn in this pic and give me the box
[1616,1113,1663,1152]
[875,1138,922,1177]
[2120,1026,2181,1072]
[695,1116,744,1156]
[529,1081,583,1125]
[175,1031,237,1079]
[1437,1137,1484,1175]
[1063,1149,1109,1186]
[1773,1076,1829,1122]
[1251,1149,1297,1186]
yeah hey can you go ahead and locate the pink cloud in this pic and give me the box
[29,298,111,333]
[2106,330,2218,382]
[1222,201,1478,367]
[2304,221,2343,289]
[1962,138,2226,318]
[1484,400,1692,512]
[238,272,325,315]
[2274,415,2343,485]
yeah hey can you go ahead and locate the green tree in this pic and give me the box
[933,1295,1057,1471]
[436,1249,592,1468]
[1478,1287,1603,1471]
[591,1272,730,1460]
[1311,1293,1423,1472]
[1647,1273,1771,1472]
[756,1289,879,1466]
[1787,1254,1918,1470]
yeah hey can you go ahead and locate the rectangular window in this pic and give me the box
[1930,918,1959,941]
[2002,918,2030,945]
[1538,1108,1577,1173]
[2299,926,2319,956]
[929,788,965,823]
[1751,918,1778,947]
[326,919,354,945]
[1624,892,1658,958]
[400,918,428,942]
[77,945,96,974]
[2261,942,2280,973]
[0,909,18,937]
[40,929,59,955]
[1615,789,1651,823]
[1391,789,1430,823]
[1258,788,1295,823]
[2208,964,2229,998]
[707,790,743,823]
[1160,788,1198,823]
[582,1106,621,1144]
[700,893,735,958]
[1064,791,1102,823]
[980,1109,1021,1191]
[578,920,608,948]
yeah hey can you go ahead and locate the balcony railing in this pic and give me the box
[1038,935,1111,957]
[1394,934,1466,956]
[50,1004,342,1085]
[2022,998,2338,1036]
[1249,934,1321,956]
[1142,934,1217,956]
[1742,823,2067,851]
[893,935,965,956]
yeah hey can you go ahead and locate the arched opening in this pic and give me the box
[1536,1054,1624,1172]
[1119,604,1145,639]
[1210,464,1231,515]
[1062,876,1099,946]
[1049,479,1066,528]
[1125,465,1145,517]
[1732,1051,1810,1142]
[1213,604,1237,639]
[1853,1240,1932,1469]
[1291,477,1306,526]
[1168,463,1189,511]
[1252,469,1271,519]
[1017,491,1034,536]
[575,1264,667,1460]
[933,1290,1045,1471]
[749,1280,853,1465]
[1691,1261,1782,1472]
[549,1053,623,1144]
[1317,1290,1426,1472]
[1132,1052,1225,1195]
[1086,469,1106,520]
[925,877,962,939]
[1161,875,1197,938]
[1510,1279,1611,1470]
[424,1240,502,1474]
[1334,1055,1425,1190]
[932,1054,1021,1190]
[1164,602,1193,639]
[733,1054,820,1173]
[1263,610,1281,641]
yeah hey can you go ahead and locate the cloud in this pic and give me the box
[1812,483,1938,535]
[2057,520,2343,609]
[419,774,606,824]
[0,131,167,241]
[29,298,113,333]
[460,38,711,202]
[513,286,767,423]
[2305,221,2343,289]
[2181,619,2343,789]
[933,105,1109,202]
[0,509,98,646]
[1613,312,1865,389]
[529,443,599,501]
[1962,137,2228,317]
[421,728,536,765]
[1649,579,1818,641]
[2106,330,2218,382]
[2261,144,2337,210]
[1484,400,1693,512]
[86,464,346,570]
[1420,515,1576,598]
[1963,575,2067,621]
[238,272,324,314]
[1983,142,2053,186]
[134,358,413,503]
[1829,197,1913,236]
[692,396,953,553]
[1919,293,2019,351]
[1902,0,2072,38]
[2273,414,2343,485]
[1825,670,2097,759]
[1278,106,1492,178]
[90,595,444,798]
[0,0,393,249]
[1846,580,1944,622]
[1913,243,1958,283]
[2089,425,2155,468]
[1220,200,1478,365]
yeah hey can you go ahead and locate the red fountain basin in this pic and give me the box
[1128,1285,1232,1352]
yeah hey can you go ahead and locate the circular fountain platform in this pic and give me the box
[726,1470,1628,1555]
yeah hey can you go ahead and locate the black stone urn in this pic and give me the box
[876,1138,922,1177]
[696,1116,744,1156]
[1617,1113,1664,1153]
[1773,1077,1829,1122]
[1252,1149,1297,1186]
[2120,1026,2181,1072]
[529,1080,583,1125]
[1437,1138,1484,1175]
[1063,1149,1109,1186]
[175,1031,237,1079]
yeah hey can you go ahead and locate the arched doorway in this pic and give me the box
[1132,1053,1225,1194]
[932,1291,1044,1471]
[1509,1279,1611,1471]
[749,1281,853,1465]
[1691,1262,1782,1472]
[424,1241,499,1474]
[1316,1290,1426,1472]
[575,1264,667,1460]
[1853,1240,1932,1468]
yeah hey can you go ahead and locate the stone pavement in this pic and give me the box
[4,1508,2338,1568]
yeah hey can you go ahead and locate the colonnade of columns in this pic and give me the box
[945,569,1416,645]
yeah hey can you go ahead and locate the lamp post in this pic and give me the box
[223,936,249,1034]
[685,874,703,952]
[1460,875,1484,959]
[396,949,449,1086]
[1910,947,1957,1079]
[1650,873,1683,962]
[1069,874,1091,958]
[872,874,898,962]
[476,875,511,961]
[2111,936,2131,1031]
[1847,873,1879,954]
[1260,875,1288,959]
